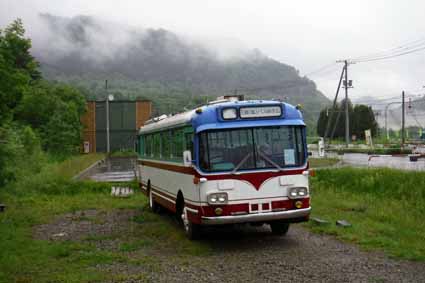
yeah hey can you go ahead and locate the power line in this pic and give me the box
[352,38,425,61]
[350,35,425,61]
[304,62,338,77]
[352,44,425,63]
[355,46,425,63]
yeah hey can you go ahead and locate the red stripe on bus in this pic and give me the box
[141,160,196,174]
[141,159,308,190]
[151,188,176,212]
[201,169,307,190]
[151,187,177,201]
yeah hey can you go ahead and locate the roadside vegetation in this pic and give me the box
[0,19,87,188]
[316,99,378,140]
[308,167,425,261]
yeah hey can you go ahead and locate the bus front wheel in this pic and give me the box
[182,206,201,240]
[270,221,290,236]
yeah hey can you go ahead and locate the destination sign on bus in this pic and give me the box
[239,106,282,118]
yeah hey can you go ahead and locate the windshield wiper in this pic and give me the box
[257,149,283,171]
[231,153,253,175]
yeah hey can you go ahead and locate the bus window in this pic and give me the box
[140,136,145,156]
[172,129,183,159]
[153,133,161,158]
[145,135,152,157]
[136,136,140,156]
[199,132,209,170]
[199,126,305,172]
[199,128,255,172]
[185,132,194,158]
[162,131,171,159]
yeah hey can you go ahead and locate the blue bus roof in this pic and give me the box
[139,100,305,135]
[191,100,305,133]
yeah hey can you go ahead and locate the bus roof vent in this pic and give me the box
[144,114,168,125]
[208,95,244,105]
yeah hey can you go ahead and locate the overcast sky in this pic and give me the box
[1,0,425,103]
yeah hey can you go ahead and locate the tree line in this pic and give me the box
[0,19,85,186]
[316,99,378,140]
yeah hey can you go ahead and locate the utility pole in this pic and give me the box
[335,59,353,147]
[105,80,110,153]
[323,65,345,144]
[401,90,405,147]
[343,60,350,147]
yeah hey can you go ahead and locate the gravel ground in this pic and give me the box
[34,209,425,283]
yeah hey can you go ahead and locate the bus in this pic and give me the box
[136,98,311,239]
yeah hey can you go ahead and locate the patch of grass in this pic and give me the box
[119,239,154,252]
[0,154,211,282]
[309,158,339,168]
[54,153,105,179]
[131,208,211,256]
[308,167,425,261]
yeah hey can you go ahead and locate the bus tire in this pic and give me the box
[270,221,290,236]
[182,206,201,240]
[148,186,160,213]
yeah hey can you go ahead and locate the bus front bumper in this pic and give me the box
[200,207,311,225]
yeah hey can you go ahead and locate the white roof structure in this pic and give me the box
[138,109,197,134]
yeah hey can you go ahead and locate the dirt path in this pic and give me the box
[34,209,425,283]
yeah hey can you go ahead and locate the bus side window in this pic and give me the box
[199,132,210,170]
[185,132,194,158]
[139,136,144,156]
[153,133,161,158]
[168,131,174,158]
[135,137,140,155]
[145,135,151,157]
[172,129,183,159]
[162,131,170,159]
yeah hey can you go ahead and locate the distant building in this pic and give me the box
[81,100,152,153]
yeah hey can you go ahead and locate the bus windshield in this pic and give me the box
[199,126,305,172]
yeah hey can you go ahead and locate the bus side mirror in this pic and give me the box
[183,150,192,167]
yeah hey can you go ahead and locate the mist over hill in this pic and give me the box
[31,14,329,129]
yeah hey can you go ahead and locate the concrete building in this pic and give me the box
[81,100,152,153]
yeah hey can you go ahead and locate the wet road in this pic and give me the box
[89,157,136,182]
[342,153,425,171]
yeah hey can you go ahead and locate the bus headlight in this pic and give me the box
[288,187,308,199]
[207,193,228,205]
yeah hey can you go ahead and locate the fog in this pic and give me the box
[1,0,425,102]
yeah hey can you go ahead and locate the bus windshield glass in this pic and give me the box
[199,126,305,172]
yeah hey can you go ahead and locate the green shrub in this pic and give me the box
[0,124,46,187]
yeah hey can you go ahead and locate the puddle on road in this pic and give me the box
[88,157,137,182]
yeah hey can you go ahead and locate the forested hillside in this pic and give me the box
[0,19,85,186]
[33,14,329,129]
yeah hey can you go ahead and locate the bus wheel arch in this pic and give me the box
[176,190,184,219]
[176,190,201,240]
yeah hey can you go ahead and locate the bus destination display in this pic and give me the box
[239,106,282,119]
